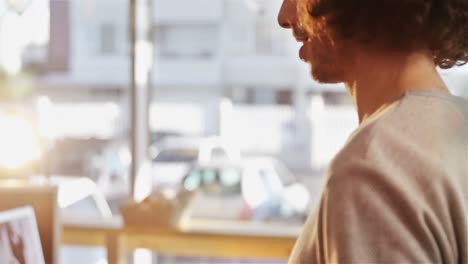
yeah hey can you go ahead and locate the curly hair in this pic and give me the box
[299,0,468,69]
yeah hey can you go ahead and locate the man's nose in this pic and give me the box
[277,0,296,29]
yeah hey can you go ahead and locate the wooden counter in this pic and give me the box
[62,215,301,264]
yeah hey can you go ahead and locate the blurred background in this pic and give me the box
[0,0,466,263]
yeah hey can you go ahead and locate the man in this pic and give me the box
[278,0,468,263]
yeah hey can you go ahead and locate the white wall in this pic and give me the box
[150,89,222,135]
[224,56,299,87]
[153,0,223,24]
[222,105,295,154]
[309,104,358,168]
[152,58,222,86]
[223,0,256,55]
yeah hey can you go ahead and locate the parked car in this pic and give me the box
[181,156,310,221]
[181,160,243,195]
[149,136,241,188]
[83,135,242,200]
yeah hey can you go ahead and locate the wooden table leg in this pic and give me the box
[106,231,126,264]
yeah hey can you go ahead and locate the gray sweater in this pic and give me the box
[289,90,468,263]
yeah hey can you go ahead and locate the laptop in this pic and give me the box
[0,206,45,264]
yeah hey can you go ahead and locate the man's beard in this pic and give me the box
[309,48,344,83]
[309,60,345,83]
[306,40,346,84]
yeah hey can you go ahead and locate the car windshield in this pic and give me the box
[153,149,198,162]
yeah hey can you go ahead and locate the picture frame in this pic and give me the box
[0,206,45,264]
[0,184,59,264]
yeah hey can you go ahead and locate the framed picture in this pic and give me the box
[0,185,59,264]
[0,206,45,264]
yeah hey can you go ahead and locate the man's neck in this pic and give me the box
[344,49,449,123]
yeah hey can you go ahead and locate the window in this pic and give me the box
[245,88,284,105]
[276,90,292,105]
[155,25,218,58]
[100,23,116,55]
[153,149,199,163]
